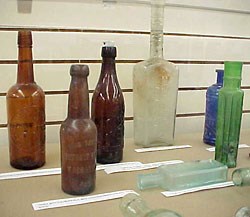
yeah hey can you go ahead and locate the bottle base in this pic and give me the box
[97,151,123,164]
[10,157,45,170]
[203,137,215,146]
[62,185,95,196]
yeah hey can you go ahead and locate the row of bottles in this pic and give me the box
[6,31,125,195]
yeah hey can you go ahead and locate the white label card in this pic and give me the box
[161,181,234,197]
[104,160,183,174]
[32,190,138,211]
[206,144,250,152]
[135,145,192,153]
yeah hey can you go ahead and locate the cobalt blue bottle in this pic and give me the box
[203,69,224,146]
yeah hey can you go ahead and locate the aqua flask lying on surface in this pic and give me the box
[120,193,182,217]
[137,159,228,191]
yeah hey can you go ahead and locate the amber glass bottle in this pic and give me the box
[6,30,45,170]
[92,41,125,164]
[60,65,97,195]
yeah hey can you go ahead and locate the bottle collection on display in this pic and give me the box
[3,0,249,215]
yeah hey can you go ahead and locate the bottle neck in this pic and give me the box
[100,57,118,79]
[150,1,164,59]
[67,75,90,119]
[17,45,35,84]
[120,195,151,217]
[223,78,241,89]
[216,70,224,85]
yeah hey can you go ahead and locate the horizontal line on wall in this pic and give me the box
[1,110,250,128]
[1,26,250,41]
[1,60,250,65]
[1,86,250,97]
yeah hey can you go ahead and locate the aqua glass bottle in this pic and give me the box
[120,193,182,217]
[215,61,244,168]
[133,0,179,147]
[232,168,250,186]
[235,207,250,217]
[137,159,228,191]
[203,69,224,146]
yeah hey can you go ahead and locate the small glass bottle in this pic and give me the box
[137,160,228,191]
[232,168,250,186]
[60,65,97,195]
[215,61,244,168]
[203,69,224,146]
[6,30,45,170]
[91,41,125,164]
[235,207,250,217]
[120,193,182,217]
[133,0,179,147]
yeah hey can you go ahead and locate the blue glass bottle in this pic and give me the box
[203,69,224,145]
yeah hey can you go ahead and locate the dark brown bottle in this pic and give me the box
[92,41,125,164]
[60,65,97,195]
[6,30,45,170]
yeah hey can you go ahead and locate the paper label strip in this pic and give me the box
[135,145,192,153]
[206,144,250,152]
[104,160,183,174]
[0,162,143,181]
[161,181,234,197]
[32,190,138,211]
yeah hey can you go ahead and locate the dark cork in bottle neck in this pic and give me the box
[70,64,89,77]
[18,30,32,47]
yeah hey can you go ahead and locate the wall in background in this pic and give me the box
[0,0,250,146]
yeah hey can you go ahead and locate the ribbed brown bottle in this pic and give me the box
[92,42,125,164]
[60,65,97,195]
[6,30,46,170]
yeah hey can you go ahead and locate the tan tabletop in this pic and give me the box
[0,130,250,217]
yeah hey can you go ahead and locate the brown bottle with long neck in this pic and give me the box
[6,30,46,170]
[92,41,125,164]
[60,65,97,195]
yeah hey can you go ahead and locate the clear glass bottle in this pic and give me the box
[91,41,125,164]
[60,65,97,195]
[232,168,250,186]
[133,0,179,147]
[215,61,244,168]
[235,207,250,217]
[137,159,228,191]
[6,30,45,170]
[120,193,182,217]
[203,69,224,146]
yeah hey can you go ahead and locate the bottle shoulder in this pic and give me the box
[7,83,45,98]
[61,118,97,131]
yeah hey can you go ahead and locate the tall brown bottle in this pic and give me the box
[6,30,45,170]
[60,65,97,195]
[92,41,125,164]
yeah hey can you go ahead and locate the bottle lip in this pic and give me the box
[70,64,89,77]
[18,30,32,47]
[101,41,117,58]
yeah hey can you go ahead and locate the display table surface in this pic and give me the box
[0,130,250,217]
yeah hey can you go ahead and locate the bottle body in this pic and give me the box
[6,30,45,170]
[133,0,179,147]
[60,65,97,195]
[133,59,178,147]
[203,70,224,145]
[92,42,124,164]
[120,193,182,217]
[232,168,250,186]
[215,62,244,168]
[137,159,228,191]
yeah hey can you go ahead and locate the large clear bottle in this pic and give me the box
[120,193,182,217]
[60,65,97,195]
[203,69,224,146]
[215,61,244,168]
[91,42,125,164]
[133,0,179,147]
[6,30,45,170]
